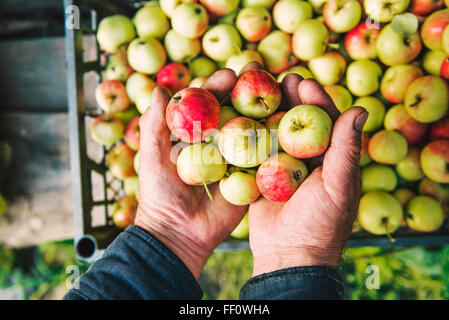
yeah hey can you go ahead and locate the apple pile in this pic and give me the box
[91,0,449,241]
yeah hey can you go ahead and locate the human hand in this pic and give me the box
[135,70,247,279]
[247,63,368,276]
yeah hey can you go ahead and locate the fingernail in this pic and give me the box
[354,109,369,132]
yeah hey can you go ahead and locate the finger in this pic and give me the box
[322,107,368,209]
[298,79,340,122]
[281,73,303,108]
[303,154,325,171]
[201,68,237,103]
[238,61,264,76]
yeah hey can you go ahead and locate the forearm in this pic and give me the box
[64,226,203,300]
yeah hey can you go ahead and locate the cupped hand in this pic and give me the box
[246,63,369,276]
[135,70,247,279]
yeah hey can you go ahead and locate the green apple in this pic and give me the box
[358,191,403,236]
[0,193,7,216]
[105,48,133,82]
[368,130,408,164]
[242,0,276,7]
[380,64,423,104]
[421,140,449,183]
[124,175,139,200]
[324,85,353,113]
[218,117,271,168]
[361,163,398,193]
[376,24,422,66]
[258,31,298,74]
[277,65,313,82]
[308,0,329,13]
[200,0,240,16]
[404,75,449,123]
[272,0,313,34]
[127,37,166,74]
[292,19,329,61]
[323,0,362,33]
[406,196,444,232]
[363,0,410,23]
[360,133,372,166]
[134,151,140,174]
[126,72,157,103]
[231,213,249,239]
[236,6,272,42]
[133,2,170,39]
[160,0,197,17]
[91,114,124,146]
[164,29,201,62]
[207,105,240,143]
[352,96,385,132]
[172,2,209,39]
[308,51,346,86]
[219,166,260,205]
[346,60,382,96]
[202,24,242,62]
[189,77,208,88]
[225,50,264,75]
[396,147,424,181]
[393,188,416,209]
[423,50,447,75]
[113,105,140,126]
[189,57,217,78]
[135,85,156,114]
[96,15,136,53]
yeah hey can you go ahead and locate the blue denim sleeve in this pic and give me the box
[239,266,344,300]
[63,225,203,300]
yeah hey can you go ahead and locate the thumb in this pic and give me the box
[322,107,368,207]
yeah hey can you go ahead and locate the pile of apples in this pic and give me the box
[91,0,449,241]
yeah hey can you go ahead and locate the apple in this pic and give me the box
[441,55,449,79]
[421,9,449,51]
[134,151,140,174]
[225,50,264,75]
[90,114,124,146]
[200,0,240,16]
[360,133,372,166]
[124,176,140,200]
[219,166,260,205]
[156,62,191,94]
[278,105,333,159]
[133,1,170,39]
[405,196,444,232]
[189,57,217,78]
[202,24,242,62]
[242,0,276,8]
[160,0,199,17]
[393,188,416,209]
[358,191,403,236]
[206,105,241,144]
[344,22,380,60]
[258,31,298,74]
[324,85,353,113]
[231,213,249,239]
[127,37,167,74]
[410,0,444,15]
[256,152,309,202]
[380,65,423,104]
[125,72,157,103]
[164,29,201,62]
[423,50,447,75]
[135,84,156,114]
[346,60,382,96]
[166,88,220,143]
[323,0,362,33]
[352,96,385,133]
[124,116,140,151]
[376,24,422,66]
[361,163,397,193]
[272,0,313,34]
[177,142,227,199]
[383,104,428,145]
[112,195,138,229]
[368,130,408,164]
[95,80,131,114]
[105,48,134,82]
[309,0,330,13]
[277,65,314,82]
[96,15,136,54]
[396,147,425,181]
[172,2,209,39]
[218,117,271,168]
[308,51,346,86]
[292,19,329,61]
[265,111,286,152]
[231,70,282,119]
[236,6,272,42]
[429,117,449,141]
[106,143,137,180]
[419,177,449,211]
[363,0,410,23]
[404,75,449,123]
[189,77,208,88]
[421,140,449,183]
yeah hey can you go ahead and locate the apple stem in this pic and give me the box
[258,97,270,112]
[327,43,340,50]
[203,182,214,201]
[384,222,396,243]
